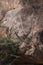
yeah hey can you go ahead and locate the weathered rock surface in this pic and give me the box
[0,0,19,10]
[0,0,43,64]
[0,0,20,21]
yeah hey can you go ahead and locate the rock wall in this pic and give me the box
[0,0,43,64]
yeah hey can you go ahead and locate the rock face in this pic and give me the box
[0,0,43,64]
[0,0,20,21]
[0,0,20,11]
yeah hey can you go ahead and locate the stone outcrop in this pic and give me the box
[0,0,43,64]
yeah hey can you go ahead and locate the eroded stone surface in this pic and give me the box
[0,0,20,21]
[0,0,43,63]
